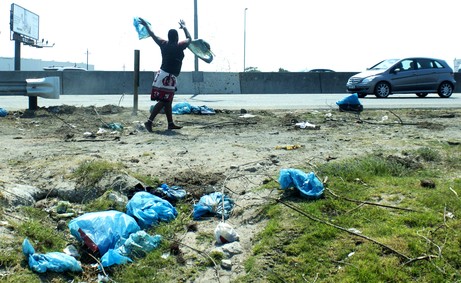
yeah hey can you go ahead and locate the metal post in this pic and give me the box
[194,0,199,73]
[244,8,247,72]
[14,33,37,110]
[132,50,140,116]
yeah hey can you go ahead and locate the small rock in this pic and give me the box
[221,259,232,270]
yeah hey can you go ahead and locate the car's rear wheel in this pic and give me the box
[357,93,367,98]
[374,82,390,98]
[437,82,453,98]
[416,93,429,98]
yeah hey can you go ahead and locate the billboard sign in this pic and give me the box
[10,3,39,40]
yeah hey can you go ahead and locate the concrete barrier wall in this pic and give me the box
[1,71,460,95]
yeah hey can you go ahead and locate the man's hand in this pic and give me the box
[179,19,186,29]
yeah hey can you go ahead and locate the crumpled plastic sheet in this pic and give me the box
[154,183,187,203]
[126,191,178,229]
[172,102,215,115]
[68,210,140,256]
[193,192,234,220]
[100,230,162,267]
[22,238,82,273]
[133,17,151,40]
[278,169,324,199]
[188,39,214,63]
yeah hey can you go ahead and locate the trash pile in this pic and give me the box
[21,167,323,278]
[22,182,237,276]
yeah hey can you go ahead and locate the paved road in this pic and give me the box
[1,93,461,111]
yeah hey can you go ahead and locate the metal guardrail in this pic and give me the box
[0,77,61,110]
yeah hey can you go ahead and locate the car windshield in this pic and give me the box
[369,59,400,70]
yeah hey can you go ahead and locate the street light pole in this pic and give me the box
[244,8,247,72]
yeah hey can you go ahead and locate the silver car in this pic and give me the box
[346,57,456,98]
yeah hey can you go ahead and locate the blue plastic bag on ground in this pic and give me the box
[100,249,132,268]
[278,169,324,199]
[68,210,140,256]
[100,231,162,267]
[193,192,234,220]
[0,108,8,117]
[22,238,82,273]
[126,191,178,229]
[154,183,187,203]
[133,17,151,40]
[336,93,363,112]
[172,102,215,115]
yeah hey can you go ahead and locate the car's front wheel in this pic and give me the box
[416,93,428,98]
[374,82,390,98]
[438,82,453,98]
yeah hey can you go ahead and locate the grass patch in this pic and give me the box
[237,151,461,282]
[71,159,123,186]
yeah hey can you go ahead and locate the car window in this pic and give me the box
[417,59,433,69]
[432,60,444,69]
[400,59,414,71]
[370,59,400,70]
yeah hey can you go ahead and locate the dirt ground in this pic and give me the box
[1,104,461,281]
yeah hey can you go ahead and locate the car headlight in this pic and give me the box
[361,76,376,84]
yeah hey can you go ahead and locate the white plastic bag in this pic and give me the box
[214,222,239,244]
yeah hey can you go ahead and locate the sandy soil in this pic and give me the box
[1,104,461,281]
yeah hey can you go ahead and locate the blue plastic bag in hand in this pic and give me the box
[22,238,82,273]
[133,17,151,39]
[126,191,178,229]
[193,192,234,220]
[278,169,324,199]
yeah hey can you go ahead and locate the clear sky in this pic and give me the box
[1,0,460,72]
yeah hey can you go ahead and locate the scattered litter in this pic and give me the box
[105,122,124,131]
[97,128,107,135]
[193,192,234,220]
[347,228,362,234]
[83,132,94,137]
[172,102,215,115]
[278,168,324,199]
[381,115,389,122]
[295,121,320,130]
[63,245,80,259]
[445,212,454,219]
[22,238,82,273]
[336,93,363,112]
[126,191,178,229]
[239,113,256,118]
[214,222,239,244]
[275,144,302,150]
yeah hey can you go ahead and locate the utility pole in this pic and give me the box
[85,49,90,70]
